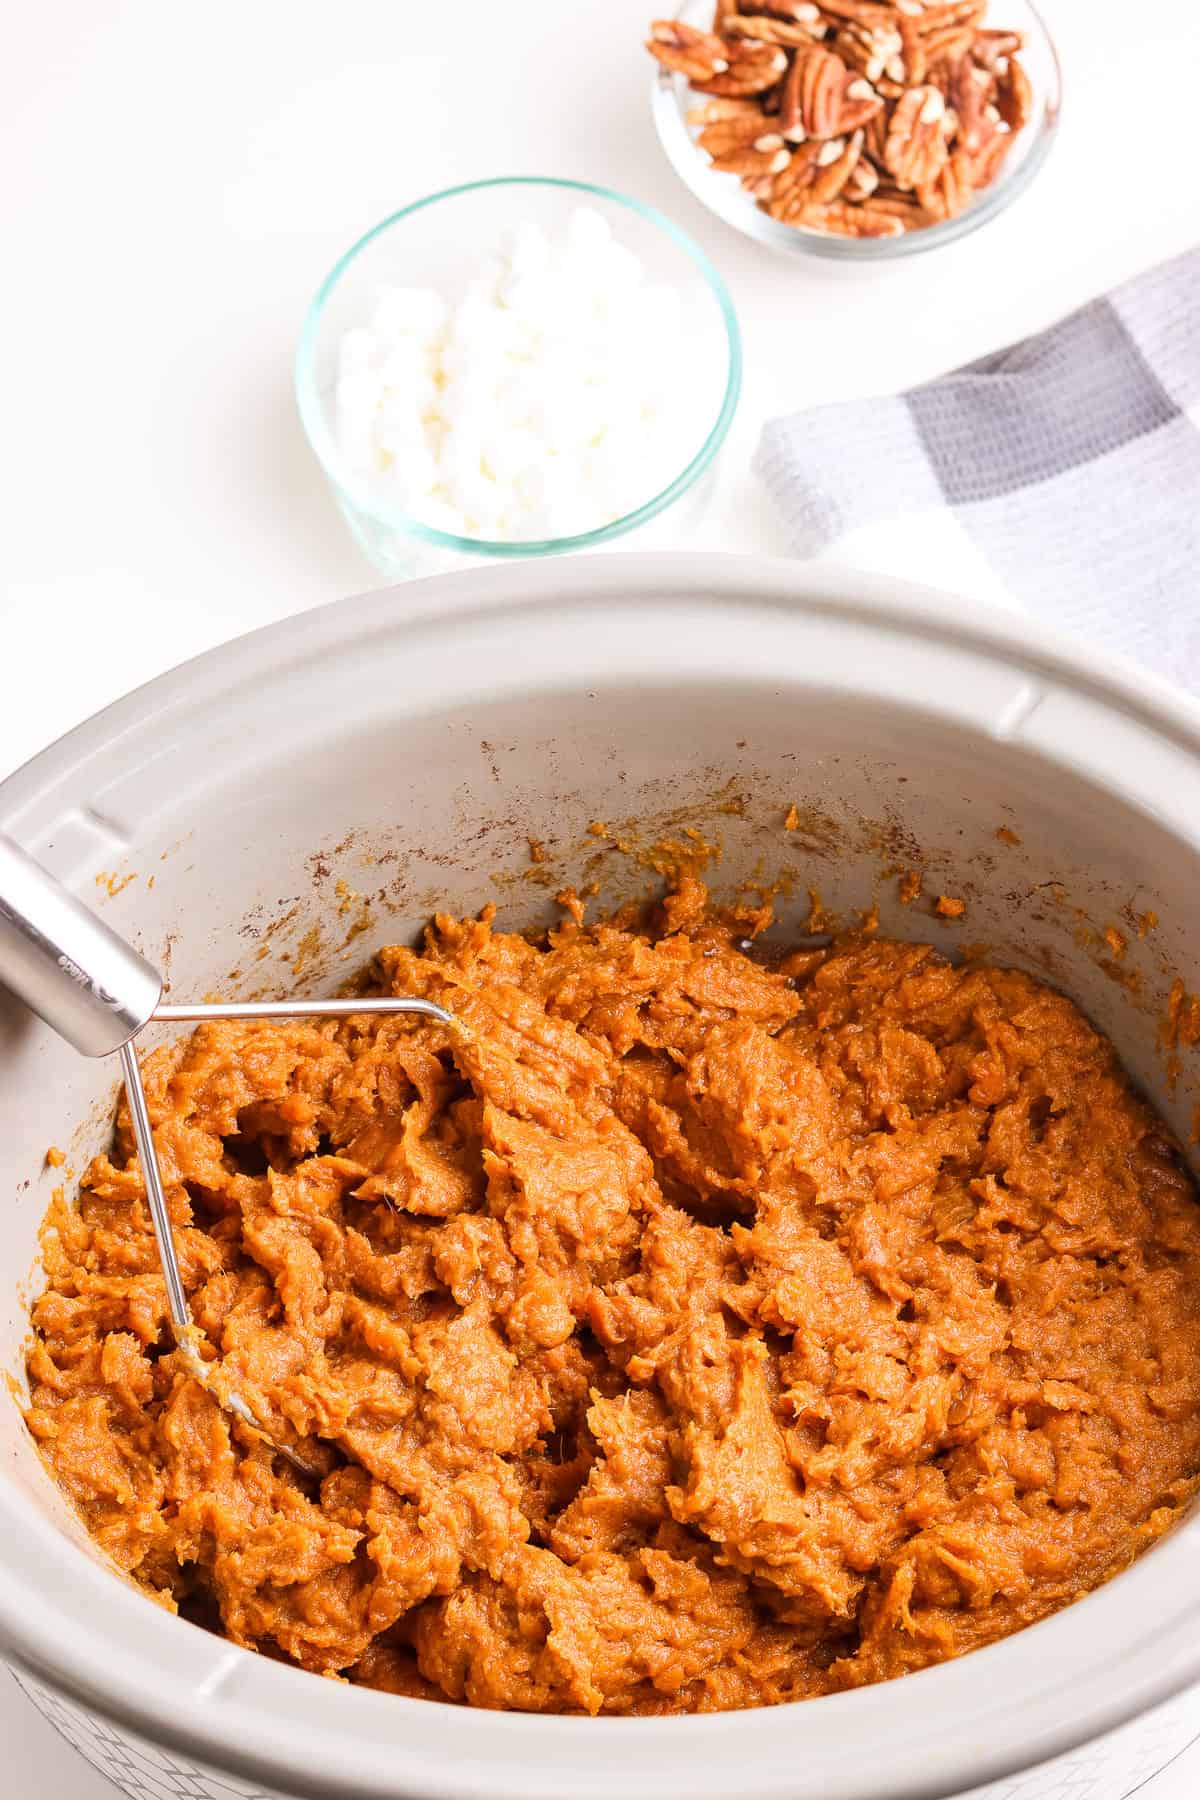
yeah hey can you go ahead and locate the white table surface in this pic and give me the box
[3,1,1200,1792]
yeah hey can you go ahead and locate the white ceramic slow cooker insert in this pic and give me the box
[3,554,1200,1800]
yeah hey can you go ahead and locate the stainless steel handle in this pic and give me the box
[0,832,162,1056]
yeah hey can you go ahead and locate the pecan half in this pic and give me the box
[864,102,891,162]
[833,20,903,80]
[844,154,880,200]
[799,199,905,235]
[921,22,976,63]
[972,26,1023,68]
[686,95,767,123]
[694,37,792,93]
[898,17,927,83]
[964,122,1013,187]
[780,42,881,139]
[996,54,1033,131]
[709,135,794,176]
[781,44,844,137]
[647,20,732,81]
[737,0,825,20]
[884,82,950,186]
[809,126,865,201]
[916,147,973,218]
[817,0,907,25]
[866,191,937,224]
[740,168,780,197]
[842,73,884,128]
[723,11,823,45]
[696,108,776,151]
[936,51,994,152]
[765,142,821,217]
[914,0,986,30]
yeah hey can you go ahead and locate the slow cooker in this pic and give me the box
[3,554,1200,1800]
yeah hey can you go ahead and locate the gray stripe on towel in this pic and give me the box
[907,298,1179,506]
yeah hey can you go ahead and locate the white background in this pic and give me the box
[3,0,1200,1792]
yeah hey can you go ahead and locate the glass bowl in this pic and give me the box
[295,177,742,578]
[651,0,1061,262]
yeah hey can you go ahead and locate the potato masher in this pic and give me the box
[0,831,456,1474]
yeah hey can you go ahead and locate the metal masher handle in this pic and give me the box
[0,831,163,1056]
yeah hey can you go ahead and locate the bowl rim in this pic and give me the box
[294,175,743,556]
[651,0,1063,262]
[5,553,1200,1800]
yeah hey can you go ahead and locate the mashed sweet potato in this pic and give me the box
[25,881,1200,1712]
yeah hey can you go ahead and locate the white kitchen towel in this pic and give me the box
[754,246,1200,686]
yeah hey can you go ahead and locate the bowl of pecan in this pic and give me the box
[648,0,1060,255]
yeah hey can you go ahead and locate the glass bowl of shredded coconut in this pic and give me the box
[295,178,741,575]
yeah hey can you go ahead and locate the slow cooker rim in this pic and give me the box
[3,552,1200,829]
